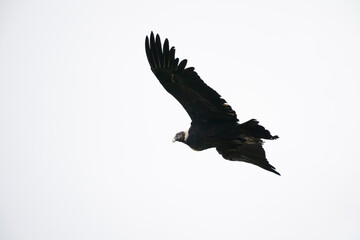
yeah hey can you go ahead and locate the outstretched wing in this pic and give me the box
[216,140,280,175]
[145,32,238,123]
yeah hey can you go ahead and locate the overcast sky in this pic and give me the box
[1,0,360,239]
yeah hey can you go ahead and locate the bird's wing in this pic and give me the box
[145,32,238,123]
[216,141,280,175]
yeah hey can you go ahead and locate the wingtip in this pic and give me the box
[269,165,281,176]
[145,35,149,47]
[273,170,281,176]
[164,38,169,48]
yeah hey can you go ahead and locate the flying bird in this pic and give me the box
[145,32,280,175]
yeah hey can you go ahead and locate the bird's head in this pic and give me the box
[172,130,189,143]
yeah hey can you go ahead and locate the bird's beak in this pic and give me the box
[172,138,176,143]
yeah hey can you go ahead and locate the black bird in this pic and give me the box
[145,32,280,175]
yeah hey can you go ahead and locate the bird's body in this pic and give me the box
[185,121,240,150]
[145,32,280,175]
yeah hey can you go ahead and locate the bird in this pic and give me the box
[145,32,280,175]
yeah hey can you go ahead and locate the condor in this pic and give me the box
[145,32,280,175]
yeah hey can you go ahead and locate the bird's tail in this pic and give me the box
[240,119,278,140]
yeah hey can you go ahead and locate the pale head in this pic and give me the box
[172,130,189,143]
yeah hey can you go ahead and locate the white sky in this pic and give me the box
[1,0,360,239]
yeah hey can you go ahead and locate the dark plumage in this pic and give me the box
[145,32,280,175]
